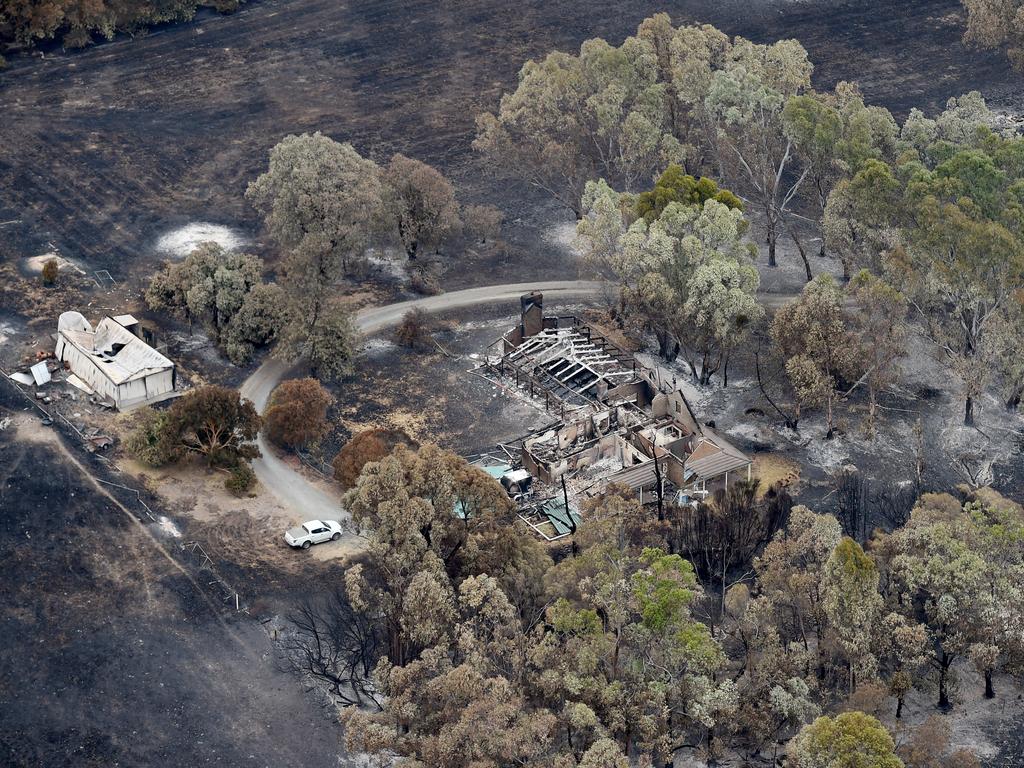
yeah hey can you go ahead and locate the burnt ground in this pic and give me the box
[341,297,1024,507]
[0,380,352,767]
[325,305,561,454]
[0,1,1023,764]
[0,0,1020,288]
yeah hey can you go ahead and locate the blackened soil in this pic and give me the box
[0,0,1017,287]
[0,383,350,767]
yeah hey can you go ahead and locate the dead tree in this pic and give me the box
[279,590,383,708]
[870,481,916,531]
[668,480,790,633]
[835,468,869,543]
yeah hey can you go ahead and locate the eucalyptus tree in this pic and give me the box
[577,176,761,384]
[474,33,682,217]
[704,38,814,272]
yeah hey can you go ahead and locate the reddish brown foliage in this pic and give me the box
[332,428,416,489]
[265,378,334,451]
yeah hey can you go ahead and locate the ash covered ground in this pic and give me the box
[0,1,1023,765]
[0,381,352,767]
[0,0,1020,284]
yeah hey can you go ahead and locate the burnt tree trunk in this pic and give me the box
[1006,382,1023,412]
[938,652,953,710]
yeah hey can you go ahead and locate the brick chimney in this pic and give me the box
[520,291,543,338]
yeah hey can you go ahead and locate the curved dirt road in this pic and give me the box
[240,281,604,521]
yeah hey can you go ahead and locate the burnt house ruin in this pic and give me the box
[480,292,752,539]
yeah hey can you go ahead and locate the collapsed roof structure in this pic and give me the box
[55,312,176,410]
[480,292,752,539]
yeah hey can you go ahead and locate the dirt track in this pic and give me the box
[241,280,602,521]
[0,0,1017,279]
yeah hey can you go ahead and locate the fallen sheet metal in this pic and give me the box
[65,373,95,395]
[30,361,51,386]
[9,372,33,386]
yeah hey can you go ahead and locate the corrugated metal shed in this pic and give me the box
[61,317,173,385]
[54,314,175,409]
[542,498,581,536]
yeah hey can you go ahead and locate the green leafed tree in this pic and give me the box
[538,541,733,761]
[822,538,884,694]
[635,163,742,222]
[474,31,683,217]
[383,153,462,259]
[343,444,513,666]
[146,243,284,365]
[770,275,858,436]
[577,178,762,384]
[153,385,261,468]
[246,132,387,276]
[145,242,263,340]
[878,493,1009,709]
[783,83,899,261]
[704,37,814,273]
[845,271,908,438]
[220,282,289,365]
[788,711,902,768]
[837,114,1024,425]
[275,301,359,382]
[961,0,1024,69]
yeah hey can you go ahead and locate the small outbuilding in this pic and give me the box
[54,311,176,410]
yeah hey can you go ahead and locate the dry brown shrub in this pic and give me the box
[265,378,334,450]
[332,428,416,489]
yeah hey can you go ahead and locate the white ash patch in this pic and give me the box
[168,329,224,365]
[896,328,948,391]
[365,248,406,280]
[155,222,249,258]
[0,321,17,346]
[455,314,519,331]
[21,252,83,275]
[158,516,182,538]
[169,330,214,352]
[361,337,395,357]
[797,421,854,472]
[725,420,786,449]
[939,392,1024,487]
[543,219,583,255]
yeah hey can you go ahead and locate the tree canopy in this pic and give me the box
[835,104,1024,424]
[145,243,284,365]
[132,385,260,469]
[789,712,902,768]
[0,0,243,50]
[264,378,334,450]
[577,175,761,384]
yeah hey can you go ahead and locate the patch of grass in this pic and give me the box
[751,453,801,499]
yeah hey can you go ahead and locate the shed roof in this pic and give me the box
[542,498,581,537]
[60,316,173,385]
[478,462,513,479]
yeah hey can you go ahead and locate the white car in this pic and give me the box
[285,520,343,549]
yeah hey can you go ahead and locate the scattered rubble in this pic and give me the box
[473,292,754,540]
